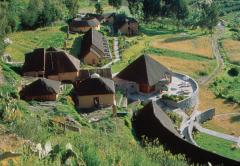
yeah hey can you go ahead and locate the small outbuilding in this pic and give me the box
[118,18,139,36]
[74,74,116,109]
[80,29,112,66]
[102,13,115,24]
[20,78,61,101]
[69,17,100,33]
[114,54,172,94]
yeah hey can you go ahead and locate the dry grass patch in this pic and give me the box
[152,36,213,59]
[199,86,240,136]
[199,86,239,114]
[223,39,240,64]
[150,55,209,76]
[0,126,25,166]
[203,115,240,136]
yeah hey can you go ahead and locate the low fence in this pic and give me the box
[161,72,199,110]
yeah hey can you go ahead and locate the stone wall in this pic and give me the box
[133,105,240,165]
[196,108,215,124]
[161,72,199,110]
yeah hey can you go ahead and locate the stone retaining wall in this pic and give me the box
[161,72,199,110]
[196,108,215,124]
[133,105,240,165]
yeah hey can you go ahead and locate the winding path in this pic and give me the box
[199,25,225,85]
[195,123,240,143]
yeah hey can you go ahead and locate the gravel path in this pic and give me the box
[215,112,240,117]
[199,25,224,85]
[195,123,240,143]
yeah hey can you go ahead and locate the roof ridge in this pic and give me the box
[144,55,152,85]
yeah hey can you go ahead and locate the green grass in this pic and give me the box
[5,24,80,61]
[145,47,210,62]
[194,132,240,161]
[210,65,240,104]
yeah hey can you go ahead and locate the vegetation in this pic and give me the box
[194,132,240,161]
[109,0,122,10]
[210,69,240,104]
[1,0,240,164]
[167,112,183,129]
[162,94,186,102]
[95,2,104,15]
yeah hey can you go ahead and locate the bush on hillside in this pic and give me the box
[228,67,239,77]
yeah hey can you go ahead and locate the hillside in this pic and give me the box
[1,0,240,165]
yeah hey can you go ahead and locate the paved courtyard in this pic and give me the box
[128,74,196,102]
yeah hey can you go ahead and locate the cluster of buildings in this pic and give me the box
[68,13,139,36]
[19,12,195,111]
[20,48,175,110]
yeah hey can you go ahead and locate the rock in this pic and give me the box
[4,38,13,44]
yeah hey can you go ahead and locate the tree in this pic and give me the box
[39,0,67,26]
[128,0,144,21]
[0,2,8,54]
[62,0,80,18]
[95,2,103,14]
[108,0,122,11]
[142,0,161,21]
[171,0,189,29]
[20,0,44,29]
[198,1,219,33]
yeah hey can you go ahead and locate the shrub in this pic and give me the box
[167,112,182,128]
[228,67,239,77]
[162,94,186,102]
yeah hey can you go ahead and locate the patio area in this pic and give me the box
[166,75,194,98]
[127,72,197,103]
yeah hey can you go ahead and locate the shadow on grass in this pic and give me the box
[230,115,240,123]
[70,36,82,58]
[60,25,68,33]
[140,26,185,36]
[9,64,22,75]
[163,36,198,43]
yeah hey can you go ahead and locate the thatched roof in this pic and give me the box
[22,48,45,72]
[80,29,111,59]
[74,75,115,96]
[20,78,61,97]
[78,68,112,81]
[22,47,80,75]
[70,17,100,28]
[117,55,172,86]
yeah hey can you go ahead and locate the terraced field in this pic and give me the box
[150,55,214,78]
[199,86,240,136]
[152,36,213,59]
[5,25,79,62]
[223,39,240,65]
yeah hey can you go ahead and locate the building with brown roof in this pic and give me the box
[118,18,139,36]
[102,13,115,24]
[80,29,112,66]
[74,74,116,109]
[22,47,80,82]
[114,54,172,94]
[69,17,100,33]
[20,78,61,101]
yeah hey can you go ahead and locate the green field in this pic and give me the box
[194,132,240,161]
[5,24,81,61]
